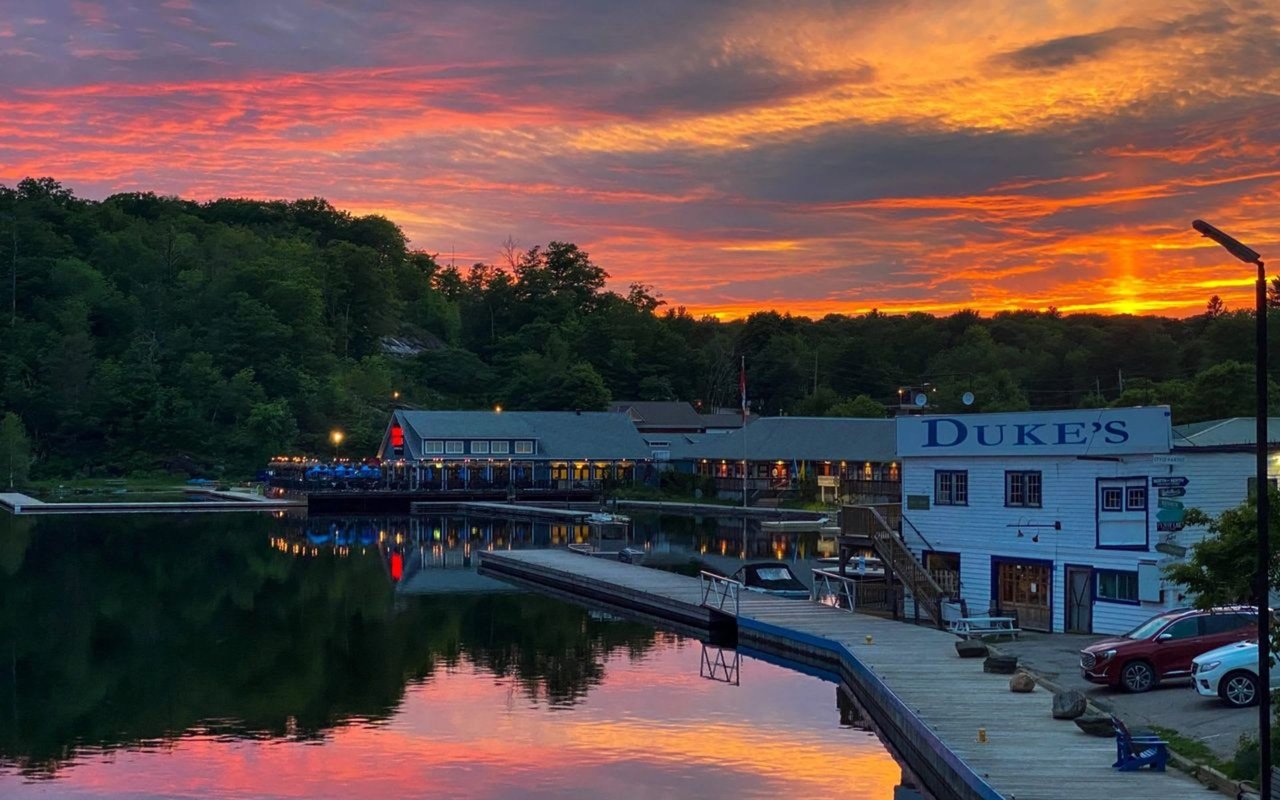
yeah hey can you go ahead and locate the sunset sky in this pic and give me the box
[2,1,1278,318]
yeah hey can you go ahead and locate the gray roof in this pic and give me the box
[679,417,896,462]
[642,432,710,460]
[1173,417,1280,449]
[610,401,706,430]
[388,410,651,460]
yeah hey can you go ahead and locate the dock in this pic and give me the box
[615,499,826,518]
[0,489,301,516]
[409,501,599,521]
[477,550,1209,800]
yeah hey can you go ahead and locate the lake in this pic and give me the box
[0,512,915,798]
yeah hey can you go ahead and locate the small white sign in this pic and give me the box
[1153,454,1186,464]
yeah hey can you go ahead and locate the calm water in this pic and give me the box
[0,512,910,799]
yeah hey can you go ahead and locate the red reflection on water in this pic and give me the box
[0,638,901,799]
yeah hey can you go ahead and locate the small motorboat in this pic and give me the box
[617,546,646,564]
[730,562,809,598]
[586,512,630,525]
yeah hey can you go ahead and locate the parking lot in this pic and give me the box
[995,632,1257,759]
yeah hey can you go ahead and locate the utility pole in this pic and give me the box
[1118,368,1124,395]
[813,352,818,395]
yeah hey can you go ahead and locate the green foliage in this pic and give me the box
[3,178,1277,478]
[1163,488,1279,609]
[827,394,887,418]
[0,412,31,487]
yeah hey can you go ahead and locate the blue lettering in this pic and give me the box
[1103,420,1129,443]
[1055,422,1087,445]
[1015,423,1046,446]
[924,418,967,448]
[975,424,1005,446]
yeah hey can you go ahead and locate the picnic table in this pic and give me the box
[949,615,1021,640]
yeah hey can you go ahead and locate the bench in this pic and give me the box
[949,616,1021,640]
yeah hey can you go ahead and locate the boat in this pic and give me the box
[586,512,630,525]
[816,554,885,578]
[617,546,646,564]
[730,562,809,598]
[760,516,829,532]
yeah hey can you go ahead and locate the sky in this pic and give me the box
[2,1,1279,319]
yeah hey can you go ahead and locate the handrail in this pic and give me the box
[699,571,741,617]
[811,569,858,612]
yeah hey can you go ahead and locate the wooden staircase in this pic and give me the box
[842,504,949,629]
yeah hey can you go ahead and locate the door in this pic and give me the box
[1151,616,1203,677]
[995,561,1052,632]
[1066,567,1093,634]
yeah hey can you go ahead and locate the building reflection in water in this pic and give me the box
[270,512,833,594]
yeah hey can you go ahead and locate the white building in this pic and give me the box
[895,407,1272,635]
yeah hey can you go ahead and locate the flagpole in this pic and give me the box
[741,355,748,511]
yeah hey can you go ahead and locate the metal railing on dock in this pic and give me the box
[811,569,858,611]
[699,571,741,617]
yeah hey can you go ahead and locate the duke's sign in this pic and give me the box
[896,407,1172,458]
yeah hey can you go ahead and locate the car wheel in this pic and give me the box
[1220,671,1259,708]
[1121,660,1157,693]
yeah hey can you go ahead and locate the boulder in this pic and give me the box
[1073,713,1115,737]
[955,639,988,658]
[983,654,1018,675]
[1009,672,1036,693]
[1052,690,1088,720]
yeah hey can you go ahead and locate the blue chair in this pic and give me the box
[1111,716,1168,772]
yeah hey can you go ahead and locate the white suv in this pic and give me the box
[1191,640,1276,707]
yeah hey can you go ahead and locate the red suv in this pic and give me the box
[1080,607,1257,693]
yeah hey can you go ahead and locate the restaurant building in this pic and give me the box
[376,410,654,490]
[896,406,1272,634]
[678,417,899,503]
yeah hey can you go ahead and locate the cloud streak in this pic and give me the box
[0,0,1278,317]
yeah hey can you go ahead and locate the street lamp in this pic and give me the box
[1193,218,1270,799]
[330,430,344,461]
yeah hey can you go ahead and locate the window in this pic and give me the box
[491,441,509,454]
[934,470,968,505]
[1161,617,1200,640]
[1096,570,1139,603]
[471,441,489,454]
[1203,613,1253,635]
[1100,487,1122,511]
[647,440,671,448]
[1126,485,1146,511]
[1005,471,1042,508]
[514,440,534,454]
[445,441,464,454]
[424,440,444,454]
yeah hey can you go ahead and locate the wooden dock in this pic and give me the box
[0,490,301,515]
[409,501,598,521]
[477,550,1211,800]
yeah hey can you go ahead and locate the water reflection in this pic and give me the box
[270,511,837,594]
[0,512,910,799]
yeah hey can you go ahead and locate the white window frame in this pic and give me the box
[445,441,464,454]
[424,440,444,455]
[491,441,510,454]
[471,441,489,454]
[514,440,534,454]
[1126,485,1147,511]
[1100,486,1123,512]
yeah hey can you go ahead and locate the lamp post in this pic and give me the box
[330,430,344,461]
[1192,219,1270,799]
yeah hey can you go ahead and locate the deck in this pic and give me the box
[409,501,599,521]
[477,550,1211,800]
[0,489,300,515]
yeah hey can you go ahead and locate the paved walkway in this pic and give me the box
[480,550,1212,800]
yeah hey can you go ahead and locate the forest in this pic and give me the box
[0,178,1274,479]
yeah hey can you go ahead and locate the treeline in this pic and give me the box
[0,178,1273,478]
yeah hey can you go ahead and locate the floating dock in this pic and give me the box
[0,489,301,516]
[477,550,1209,800]
[409,501,600,521]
